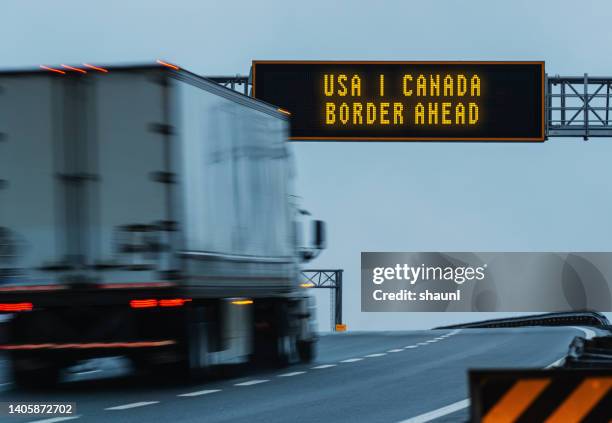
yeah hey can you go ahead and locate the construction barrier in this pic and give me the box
[469,369,612,422]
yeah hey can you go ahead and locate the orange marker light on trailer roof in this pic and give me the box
[40,65,65,75]
[82,63,109,73]
[156,59,180,70]
[61,64,86,74]
[277,108,291,116]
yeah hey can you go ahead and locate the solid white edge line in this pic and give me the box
[235,379,269,386]
[396,332,565,423]
[105,401,159,410]
[278,371,306,377]
[178,389,221,397]
[387,349,403,353]
[27,417,81,423]
[366,353,387,357]
[340,358,363,363]
[404,346,418,349]
[545,357,566,368]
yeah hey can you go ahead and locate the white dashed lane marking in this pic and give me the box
[365,353,387,357]
[178,389,221,397]
[105,401,159,410]
[73,331,462,416]
[311,364,336,369]
[235,379,269,386]
[75,370,102,375]
[278,371,306,377]
[27,417,81,423]
[398,399,470,423]
[340,358,363,363]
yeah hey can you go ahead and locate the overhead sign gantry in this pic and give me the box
[251,61,545,141]
[210,64,612,141]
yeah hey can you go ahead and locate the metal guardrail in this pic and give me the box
[435,311,611,330]
[565,335,612,369]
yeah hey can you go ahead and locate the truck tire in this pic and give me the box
[275,335,293,367]
[11,357,60,389]
[297,339,316,363]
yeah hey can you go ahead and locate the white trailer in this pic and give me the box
[0,63,324,387]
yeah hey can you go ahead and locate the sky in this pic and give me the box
[3,0,612,330]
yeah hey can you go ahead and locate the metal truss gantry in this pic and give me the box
[209,73,612,140]
[547,74,612,139]
[300,269,343,331]
[206,75,250,96]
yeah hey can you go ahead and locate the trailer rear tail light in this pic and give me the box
[130,298,192,308]
[157,59,180,70]
[82,63,109,73]
[159,298,191,307]
[0,302,33,312]
[130,299,158,309]
[231,299,253,306]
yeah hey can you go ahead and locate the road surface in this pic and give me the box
[0,326,596,423]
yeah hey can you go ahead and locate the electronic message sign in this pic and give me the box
[252,61,545,141]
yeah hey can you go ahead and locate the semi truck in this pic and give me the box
[0,62,325,387]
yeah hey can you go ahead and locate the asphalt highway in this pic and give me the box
[0,326,597,423]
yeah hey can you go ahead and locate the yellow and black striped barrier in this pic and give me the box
[469,369,612,422]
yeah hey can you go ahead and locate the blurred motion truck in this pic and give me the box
[0,63,325,387]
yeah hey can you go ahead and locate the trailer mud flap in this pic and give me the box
[469,369,612,422]
[187,306,210,370]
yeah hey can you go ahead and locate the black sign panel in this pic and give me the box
[252,61,545,141]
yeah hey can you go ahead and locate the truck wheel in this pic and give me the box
[130,350,190,381]
[273,335,292,367]
[297,340,316,363]
[11,358,60,389]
